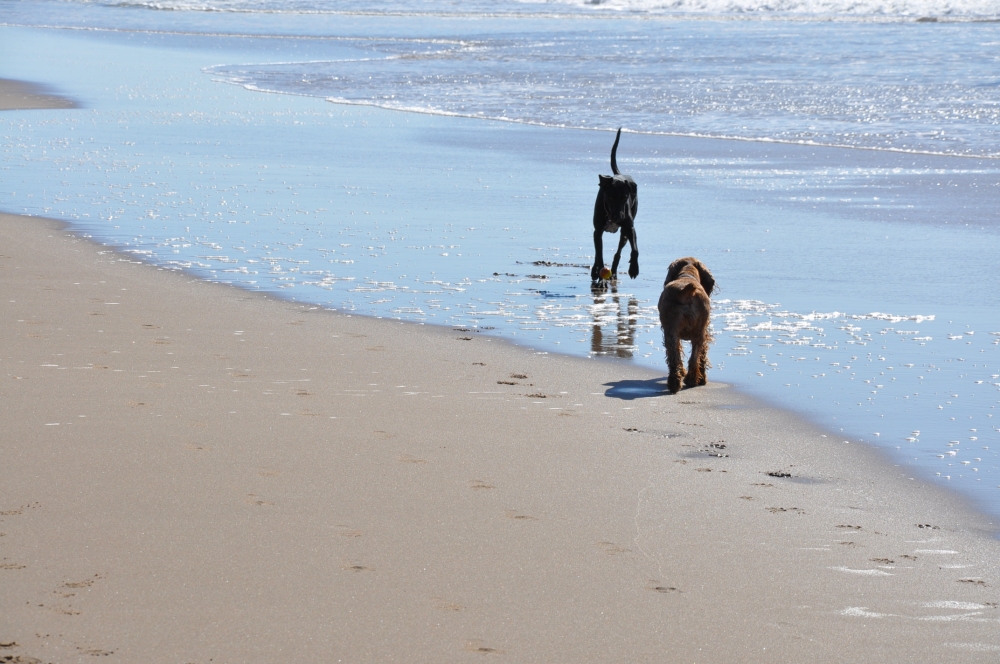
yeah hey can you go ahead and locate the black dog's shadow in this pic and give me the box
[603,377,671,400]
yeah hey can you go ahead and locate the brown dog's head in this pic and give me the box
[665,257,715,297]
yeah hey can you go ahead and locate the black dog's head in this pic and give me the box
[598,174,637,227]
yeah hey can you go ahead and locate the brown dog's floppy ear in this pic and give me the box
[695,260,715,297]
[665,257,686,286]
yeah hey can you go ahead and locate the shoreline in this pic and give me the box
[4,213,1000,660]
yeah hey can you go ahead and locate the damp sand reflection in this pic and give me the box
[589,281,639,359]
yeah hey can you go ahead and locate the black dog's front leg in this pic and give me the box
[627,227,639,279]
[591,228,605,281]
[610,232,628,277]
[612,227,639,279]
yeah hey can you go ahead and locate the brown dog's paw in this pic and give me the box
[683,373,706,389]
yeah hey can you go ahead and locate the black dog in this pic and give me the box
[591,128,638,282]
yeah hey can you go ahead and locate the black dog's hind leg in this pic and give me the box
[591,227,605,281]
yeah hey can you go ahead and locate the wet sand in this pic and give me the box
[3,81,1000,661]
[0,78,77,111]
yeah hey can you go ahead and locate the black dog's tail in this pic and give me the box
[610,127,622,175]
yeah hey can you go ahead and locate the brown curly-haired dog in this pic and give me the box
[658,257,715,394]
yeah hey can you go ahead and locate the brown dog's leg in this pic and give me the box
[685,329,711,388]
[684,334,703,388]
[665,332,686,394]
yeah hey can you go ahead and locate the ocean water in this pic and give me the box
[3,0,1000,518]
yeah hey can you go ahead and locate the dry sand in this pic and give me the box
[3,85,1000,662]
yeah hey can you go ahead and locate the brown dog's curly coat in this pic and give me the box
[657,257,715,394]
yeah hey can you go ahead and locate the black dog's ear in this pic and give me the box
[599,174,613,187]
[695,261,715,297]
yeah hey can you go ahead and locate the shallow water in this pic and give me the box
[2,3,1000,518]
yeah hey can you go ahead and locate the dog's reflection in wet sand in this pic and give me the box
[590,281,638,359]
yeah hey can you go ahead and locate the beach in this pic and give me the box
[4,18,1000,515]
[4,183,1000,659]
[4,3,1000,659]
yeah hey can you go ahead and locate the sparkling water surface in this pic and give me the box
[2,0,1000,519]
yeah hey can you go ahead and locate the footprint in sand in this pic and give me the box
[341,563,374,573]
[63,574,103,589]
[76,647,114,657]
[335,525,363,538]
[0,502,40,516]
[464,640,502,655]
[469,480,495,490]
[595,541,630,556]
[648,583,682,594]
[504,510,538,521]
[432,597,465,612]
[398,454,427,464]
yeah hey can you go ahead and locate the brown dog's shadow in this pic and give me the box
[603,377,671,400]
